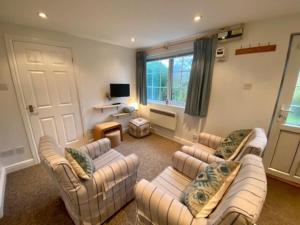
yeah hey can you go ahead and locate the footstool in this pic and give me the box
[129,118,150,138]
[93,121,123,141]
[105,130,121,148]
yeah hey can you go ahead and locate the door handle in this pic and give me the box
[278,107,294,119]
[280,109,294,113]
[27,105,37,113]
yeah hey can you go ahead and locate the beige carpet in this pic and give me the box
[1,134,300,225]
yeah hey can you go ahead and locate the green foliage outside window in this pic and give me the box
[286,72,300,126]
[146,54,193,105]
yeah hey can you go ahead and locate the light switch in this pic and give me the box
[0,83,8,91]
[243,83,253,90]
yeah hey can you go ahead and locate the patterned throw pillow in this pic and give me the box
[65,148,95,180]
[183,161,241,218]
[214,129,253,160]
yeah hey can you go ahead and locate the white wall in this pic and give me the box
[0,22,135,167]
[140,13,300,141]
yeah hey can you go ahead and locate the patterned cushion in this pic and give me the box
[65,148,95,180]
[183,161,240,218]
[214,129,253,160]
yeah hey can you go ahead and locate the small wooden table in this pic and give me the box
[93,122,123,141]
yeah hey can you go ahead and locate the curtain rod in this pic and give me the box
[141,23,244,52]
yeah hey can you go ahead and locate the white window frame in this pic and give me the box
[146,52,193,107]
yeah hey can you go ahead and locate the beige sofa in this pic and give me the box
[39,135,139,225]
[181,128,267,163]
[135,151,267,225]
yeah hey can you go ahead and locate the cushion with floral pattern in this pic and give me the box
[183,161,241,218]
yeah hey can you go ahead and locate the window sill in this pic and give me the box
[147,101,185,110]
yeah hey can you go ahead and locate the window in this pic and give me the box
[286,71,300,126]
[146,54,193,106]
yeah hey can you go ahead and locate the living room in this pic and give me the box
[0,1,300,225]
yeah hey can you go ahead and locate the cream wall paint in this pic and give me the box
[0,22,135,167]
[140,13,300,141]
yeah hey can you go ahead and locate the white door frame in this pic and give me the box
[264,32,300,182]
[266,32,300,137]
[5,34,85,164]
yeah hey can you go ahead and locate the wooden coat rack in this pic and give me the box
[235,43,276,55]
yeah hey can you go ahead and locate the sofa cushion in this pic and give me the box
[93,149,124,170]
[214,129,253,160]
[183,161,240,218]
[65,148,95,180]
[151,166,191,201]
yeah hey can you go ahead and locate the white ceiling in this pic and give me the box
[0,0,300,48]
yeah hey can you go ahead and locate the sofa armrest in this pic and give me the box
[135,179,207,225]
[181,146,225,164]
[235,128,268,160]
[79,138,111,159]
[172,151,208,180]
[198,132,224,150]
[90,154,139,193]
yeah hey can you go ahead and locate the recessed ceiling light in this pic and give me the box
[131,37,135,42]
[38,11,48,19]
[194,15,202,22]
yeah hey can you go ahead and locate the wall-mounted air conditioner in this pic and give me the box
[218,24,244,42]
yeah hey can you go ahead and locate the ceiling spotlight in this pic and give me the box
[194,15,202,22]
[131,37,135,42]
[38,11,48,19]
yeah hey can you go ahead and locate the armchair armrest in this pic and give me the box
[90,154,139,193]
[135,179,207,225]
[198,132,224,150]
[181,146,225,164]
[235,128,267,160]
[172,151,208,180]
[79,138,111,159]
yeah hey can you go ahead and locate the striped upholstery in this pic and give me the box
[39,135,139,225]
[79,138,111,160]
[181,128,267,163]
[151,167,191,200]
[92,149,123,170]
[135,153,267,225]
[172,151,208,180]
[181,145,225,164]
[198,133,224,149]
[150,151,209,201]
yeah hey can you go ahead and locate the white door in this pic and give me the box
[264,34,300,184]
[13,41,83,152]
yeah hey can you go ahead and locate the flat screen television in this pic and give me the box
[110,83,130,97]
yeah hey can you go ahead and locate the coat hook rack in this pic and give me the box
[235,42,276,55]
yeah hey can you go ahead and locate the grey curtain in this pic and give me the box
[184,36,217,116]
[136,51,147,105]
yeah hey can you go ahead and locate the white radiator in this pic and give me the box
[149,108,177,130]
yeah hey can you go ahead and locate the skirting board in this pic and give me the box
[0,158,36,218]
[150,128,193,146]
[4,158,36,174]
[0,166,6,218]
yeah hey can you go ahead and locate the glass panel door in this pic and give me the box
[286,71,300,126]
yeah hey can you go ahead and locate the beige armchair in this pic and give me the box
[39,135,139,225]
[135,151,267,225]
[181,128,267,163]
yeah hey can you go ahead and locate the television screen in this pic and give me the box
[110,83,130,97]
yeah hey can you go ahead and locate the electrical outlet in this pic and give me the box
[0,148,14,157]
